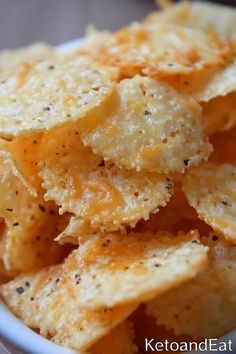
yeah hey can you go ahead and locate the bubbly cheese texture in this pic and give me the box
[144,1,236,40]
[0,149,67,274]
[58,230,208,310]
[144,2,236,102]
[146,234,236,338]
[0,265,137,351]
[183,163,236,243]
[201,92,236,135]
[0,42,55,72]
[39,124,173,237]
[193,60,236,102]
[0,134,44,196]
[0,55,116,138]
[79,22,233,79]
[0,230,208,349]
[79,75,212,173]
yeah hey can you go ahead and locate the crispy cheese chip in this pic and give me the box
[183,163,236,243]
[0,264,137,351]
[39,124,173,236]
[161,59,236,102]
[144,2,236,103]
[0,134,43,196]
[193,60,236,102]
[79,76,211,173]
[80,23,232,79]
[145,1,236,40]
[0,43,54,72]
[90,321,136,354]
[201,92,236,135]
[146,234,236,338]
[59,230,208,310]
[0,149,67,273]
[0,56,116,138]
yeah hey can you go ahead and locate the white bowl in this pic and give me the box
[0,38,236,354]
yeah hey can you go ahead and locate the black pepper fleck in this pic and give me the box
[38,204,46,212]
[98,160,105,167]
[222,200,231,207]
[184,159,190,166]
[15,287,24,294]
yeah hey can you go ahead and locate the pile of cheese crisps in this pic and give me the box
[1,1,236,353]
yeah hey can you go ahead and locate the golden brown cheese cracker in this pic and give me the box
[193,60,236,102]
[0,264,137,351]
[78,31,113,54]
[160,59,236,103]
[90,321,137,354]
[201,92,236,135]
[80,23,232,79]
[59,230,208,310]
[0,134,43,196]
[0,149,67,273]
[0,43,54,72]
[183,163,236,243]
[80,75,211,173]
[144,1,236,101]
[145,1,236,40]
[55,216,91,245]
[0,55,116,138]
[39,124,174,237]
[146,234,236,338]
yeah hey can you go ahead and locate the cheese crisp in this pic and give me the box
[0,265,138,351]
[183,163,236,244]
[145,1,236,40]
[60,231,208,309]
[39,124,173,235]
[0,149,68,274]
[80,23,232,79]
[0,43,55,72]
[0,56,116,138]
[146,235,236,338]
[79,75,211,173]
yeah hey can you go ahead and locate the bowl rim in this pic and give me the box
[0,300,76,354]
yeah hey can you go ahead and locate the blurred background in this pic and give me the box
[0,0,235,50]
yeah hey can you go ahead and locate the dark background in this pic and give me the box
[0,0,235,50]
